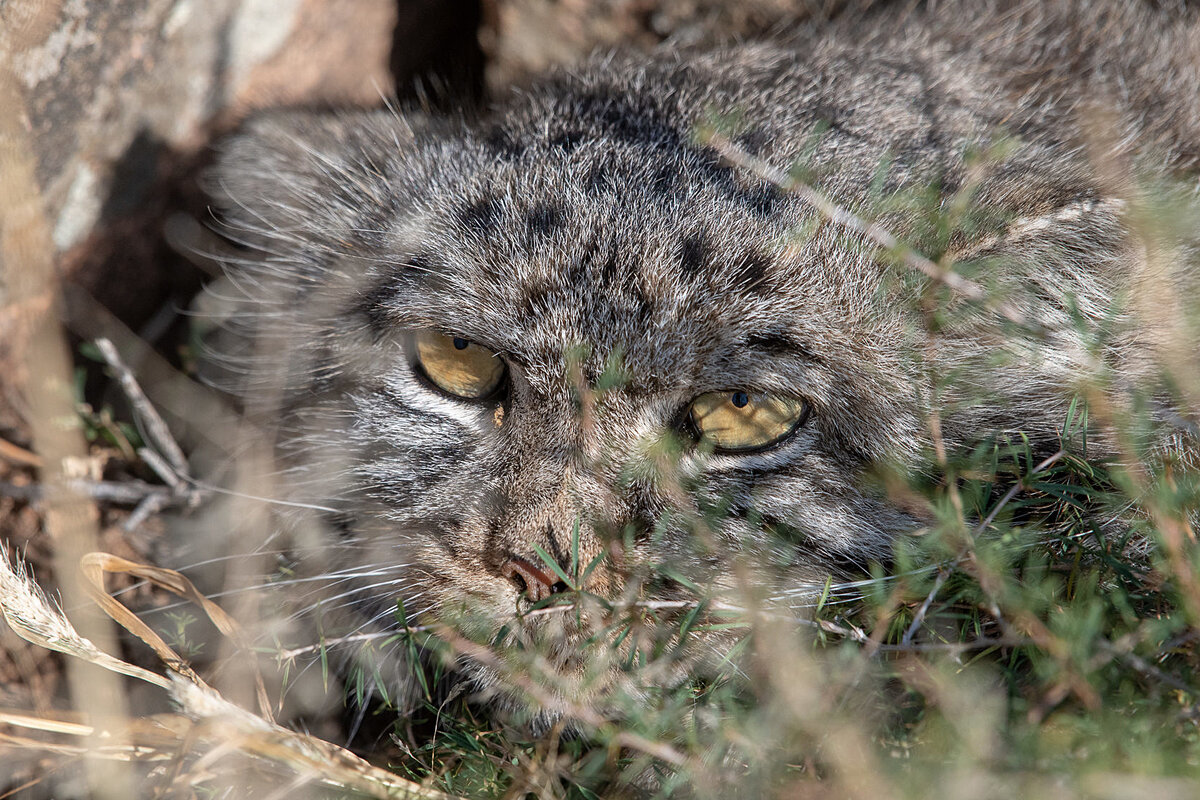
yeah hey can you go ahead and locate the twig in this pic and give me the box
[1092,637,1198,697]
[93,338,190,479]
[901,569,950,647]
[122,493,173,533]
[137,447,183,491]
[0,438,41,468]
[124,448,204,531]
[1110,647,1196,696]
[0,478,166,506]
[874,635,1026,654]
[0,475,208,532]
[699,128,1035,330]
[14,338,216,528]
[3,338,209,530]
[811,616,870,643]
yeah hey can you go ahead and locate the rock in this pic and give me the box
[1,0,475,331]
[479,0,847,88]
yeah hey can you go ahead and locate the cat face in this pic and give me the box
[206,45,1130,711]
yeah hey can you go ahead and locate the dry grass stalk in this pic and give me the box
[0,548,168,691]
[0,548,461,798]
[0,438,41,468]
[77,551,273,722]
[1,41,135,793]
[698,127,1035,330]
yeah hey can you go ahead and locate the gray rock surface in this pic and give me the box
[1,0,412,324]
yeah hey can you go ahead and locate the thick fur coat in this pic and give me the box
[200,0,1200,716]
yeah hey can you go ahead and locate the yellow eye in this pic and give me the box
[689,391,810,452]
[414,331,506,399]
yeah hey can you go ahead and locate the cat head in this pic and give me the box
[204,47,1130,713]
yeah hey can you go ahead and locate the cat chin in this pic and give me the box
[351,591,709,725]
[453,649,670,735]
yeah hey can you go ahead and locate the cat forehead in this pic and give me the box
[356,154,886,388]
[343,75,897,385]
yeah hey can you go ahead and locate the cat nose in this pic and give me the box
[501,556,570,602]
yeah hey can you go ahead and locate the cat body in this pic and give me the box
[202,0,1200,717]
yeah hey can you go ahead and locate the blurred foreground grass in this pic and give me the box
[2,94,1200,800]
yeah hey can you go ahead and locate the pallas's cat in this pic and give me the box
[200,0,1199,723]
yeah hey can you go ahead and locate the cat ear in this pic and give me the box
[208,109,439,259]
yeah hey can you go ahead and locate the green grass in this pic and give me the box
[9,114,1197,800]
[369,448,1200,798]
[335,134,1200,799]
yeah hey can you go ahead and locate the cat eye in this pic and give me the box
[413,331,506,399]
[688,391,810,452]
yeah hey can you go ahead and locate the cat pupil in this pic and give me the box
[452,337,470,351]
[731,391,750,408]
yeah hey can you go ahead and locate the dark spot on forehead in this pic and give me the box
[483,125,526,160]
[677,233,712,275]
[736,127,771,156]
[549,129,584,152]
[810,101,865,142]
[630,283,657,324]
[353,278,401,341]
[566,245,591,289]
[599,250,622,289]
[649,161,679,195]
[519,278,554,317]
[695,154,784,217]
[735,182,783,217]
[697,151,734,183]
[745,332,825,364]
[457,194,500,234]
[526,203,566,236]
[584,153,621,195]
[730,249,772,295]
[568,91,682,149]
